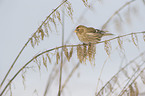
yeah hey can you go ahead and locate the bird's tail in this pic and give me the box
[96,29,114,36]
[103,32,114,36]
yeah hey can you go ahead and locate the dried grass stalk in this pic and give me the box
[42,55,47,69]
[33,58,41,71]
[44,23,49,36]
[122,69,130,79]
[46,53,51,64]
[56,50,60,64]
[140,70,145,84]
[143,33,145,41]
[47,22,52,32]
[63,46,74,61]
[77,45,83,63]
[134,82,139,96]
[82,0,90,8]
[88,44,96,63]
[65,1,73,20]
[104,41,111,55]
[131,33,138,47]
[30,38,34,48]
[68,47,73,61]
[21,70,26,89]
[63,46,69,61]
[38,28,45,40]
[129,85,135,96]
[117,37,123,49]
[82,45,87,63]
[56,10,61,24]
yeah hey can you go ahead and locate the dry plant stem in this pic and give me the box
[61,62,80,91]
[44,63,59,96]
[0,39,30,88]
[96,51,145,95]
[1,31,145,95]
[58,5,65,96]
[121,68,145,95]
[0,0,67,89]
[118,61,145,96]
[44,50,74,95]
[96,54,111,93]
[101,0,135,29]
[98,31,145,44]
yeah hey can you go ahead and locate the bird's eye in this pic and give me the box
[76,29,79,31]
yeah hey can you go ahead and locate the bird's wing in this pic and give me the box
[87,27,96,33]
[86,33,96,36]
[86,32,102,37]
[86,33,102,41]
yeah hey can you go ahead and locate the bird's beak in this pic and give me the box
[74,30,77,32]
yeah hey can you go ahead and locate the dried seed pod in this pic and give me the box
[82,0,90,8]
[77,45,83,63]
[63,46,69,61]
[87,44,96,63]
[42,55,47,69]
[143,33,145,41]
[56,10,61,24]
[52,18,57,32]
[47,22,52,32]
[65,1,73,20]
[38,28,45,40]
[134,82,139,96]
[122,69,129,79]
[129,85,135,96]
[117,37,123,49]
[82,45,87,63]
[131,33,138,47]
[44,23,49,36]
[34,58,41,71]
[140,70,145,84]
[104,41,111,55]
[68,47,73,61]
[30,38,34,48]
[46,53,51,64]
[56,50,60,64]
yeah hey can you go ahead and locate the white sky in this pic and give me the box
[1,0,145,96]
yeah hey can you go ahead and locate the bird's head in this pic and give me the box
[74,25,87,33]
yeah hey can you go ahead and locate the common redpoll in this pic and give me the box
[74,25,113,44]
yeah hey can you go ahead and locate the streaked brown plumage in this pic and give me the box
[74,25,113,44]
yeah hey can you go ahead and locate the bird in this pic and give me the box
[74,25,113,44]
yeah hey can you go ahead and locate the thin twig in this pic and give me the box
[0,0,67,89]
[101,0,136,30]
